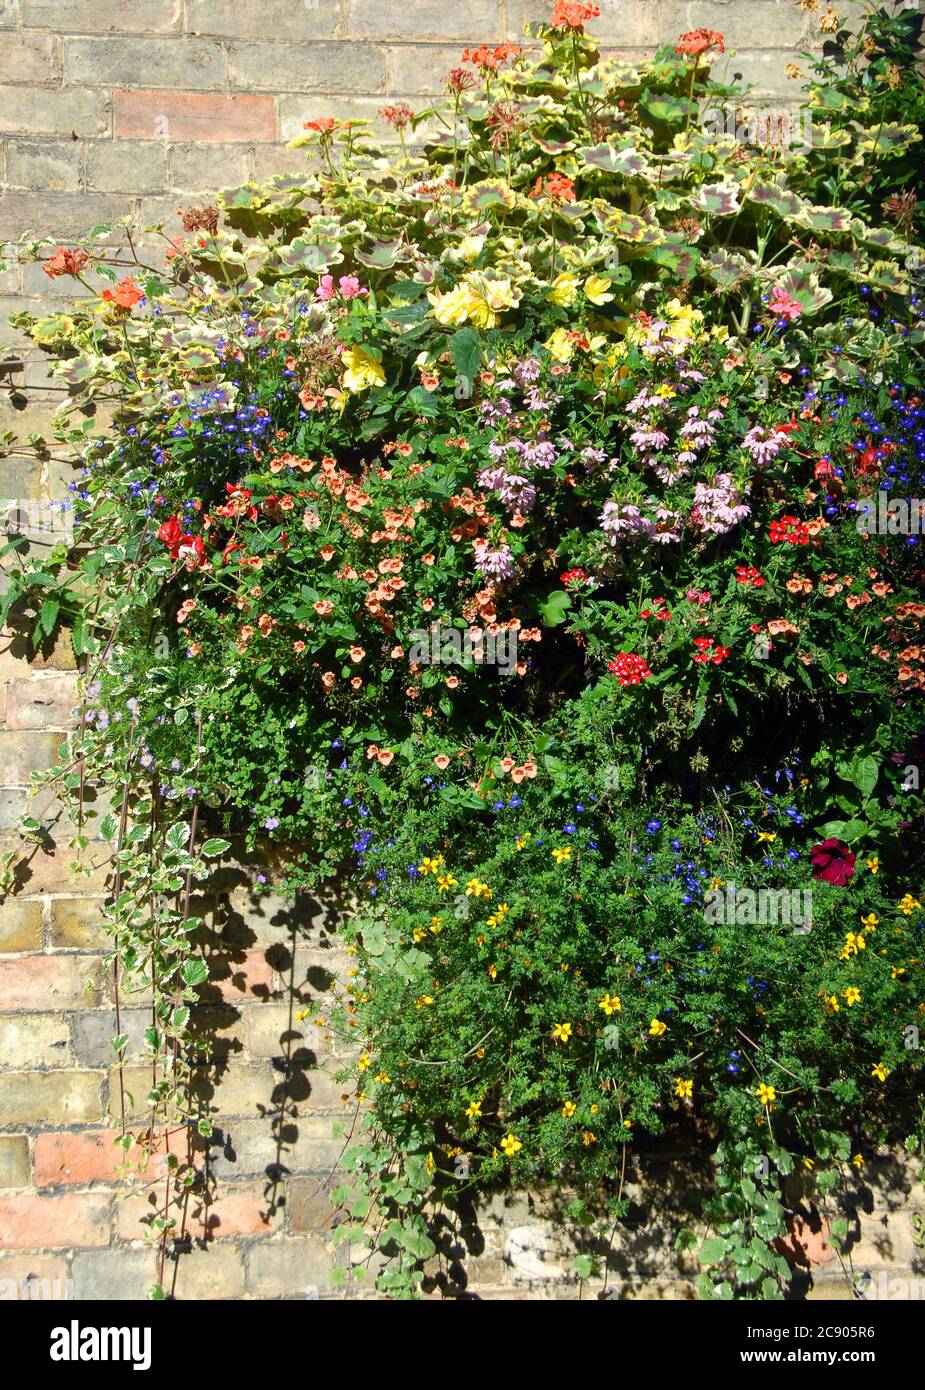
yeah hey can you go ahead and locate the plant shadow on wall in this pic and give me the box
[2,1,925,1299]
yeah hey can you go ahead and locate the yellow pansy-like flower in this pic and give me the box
[544,326,575,362]
[583,273,614,306]
[674,1077,694,1100]
[866,856,879,874]
[465,1099,483,1120]
[852,1153,864,1169]
[500,1133,522,1157]
[551,1022,573,1044]
[648,1018,667,1037]
[871,1062,890,1082]
[465,272,521,329]
[459,233,485,261]
[427,283,474,325]
[436,872,458,892]
[842,986,861,1006]
[860,913,879,931]
[547,271,581,307]
[551,846,572,863]
[755,1083,776,1105]
[598,993,622,1016]
[899,894,922,915]
[561,1101,577,1118]
[341,345,385,393]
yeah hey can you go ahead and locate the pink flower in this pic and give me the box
[315,275,336,301]
[769,286,802,322]
[338,276,366,299]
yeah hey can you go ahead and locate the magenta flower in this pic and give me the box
[809,838,856,886]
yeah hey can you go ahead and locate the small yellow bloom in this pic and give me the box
[465,877,492,899]
[755,1083,776,1105]
[598,993,622,1016]
[802,1157,815,1171]
[871,1062,889,1082]
[823,993,840,1014]
[890,966,906,979]
[374,1071,390,1085]
[487,963,497,980]
[415,994,435,1008]
[648,1018,667,1037]
[582,1130,598,1147]
[465,1099,483,1120]
[843,986,861,1006]
[436,872,458,892]
[515,832,532,850]
[551,1022,573,1044]
[674,1077,694,1100]
[551,846,572,863]
[756,831,777,843]
[561,1101,577,1118]
[866,856,879,875]
[899,894,922,916]
[860,913,879,932]
[357,1053,373,1072]
[852,1153,864,1169]
[544,326,575,363]
[418,856,440,875]
[412,927,427,943]
[500,1133,522,1157]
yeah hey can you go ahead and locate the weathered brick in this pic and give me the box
[245,1234,336,1296]
[348,0,502,42]
[34,1129,170,1186]
[118,1181,275,1241]
[0,1135,30,1188]
[3,672,77,729]
[238,1003,334,1060]
[0,899,43,951]
[0,1070,102,1126]
[0,87,109,138]
[206,1115,346,1178]
[385,44,460,95]
[0,455,44,498]
[0,953,103,1009]
[0,1013,72,1069]
[64,36,225,90]
[71,1007,148,1065]
[659,0,812,52]
[0,730,66,784]
[250,144,312,183]
[70,1247,153,1300]
[188,0,341,41]
[0,1192,110,1248]
[87,140,167,193]
[168,141,250,192]
[0,624,77,673]
[228,41,386,95]
[0,32,61,85]
[20,0,182,32]
[2,840,112,894]
[4,139,83,191]
[114,91,276,142]
[288,1174,342,1233]
[0,192,125,239]
[203,947,275,1002]
[50,898,110,950]
[162,1243,245,1299]
[0,1253,71,1301]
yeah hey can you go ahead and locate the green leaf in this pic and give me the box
[200,837,231,858]
[699,1236,727,1265]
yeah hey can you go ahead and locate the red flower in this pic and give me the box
[607,652,652,686]
[303,118,338,134]
[101,277,144,311]
[736,565,766,588]
[43,247,89,280]
[530,173,576,204]
[461,43,521,73]
[769,515,810,546]
[809,838,856,886]
[157,516,183,554]
[560,567,588,587]
[550,0,600,31]
[675,28,725,57]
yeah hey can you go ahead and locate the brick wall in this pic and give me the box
[4,0,922,1301]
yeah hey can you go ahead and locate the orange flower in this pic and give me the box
[675,28,725,57]
[550,0,600,30]
[101,276,143,310]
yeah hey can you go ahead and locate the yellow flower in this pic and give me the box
[418,856,441,875]
[429,916,443,934]
[842,986,861,1006]
[890,966,906,979]
[459,233,485,261]
[674,1077,694,1100]
[648,1018,667,1037]
[756,831,777,843]
[589,1103,598,1114]
[583,273,614,306]
[427,283,474,325]
[465,878,492,899]
[561,1101,577,1117]
[551,846,572,863]
[598,993,622,1016]
[465,1099,483,1120]
[341,345,385,393]
[871,1062,889,1082]
[654,383,676,400]
[582,1130,598,1147]
[515,832,532,850]
[436,872,457,892]
[412,927,427,943]
[551,1022,573,1044]
[547,271,581,307]
[374,1071,390,1084]
[823,993,840,1014]
[500,1133,522,1157]
[487,963,497,980]
[357,1053,373,1071]
[802,1157,815,1171]
[866,856,879,874]
[486,902,509,927]
[709,876,725,890]
[415,994,435,1008]
[544,326,575,363]
[851,1153,864,1169]
[860,913,879,931]
[755,1083,776,1105]
[899,894,922,916]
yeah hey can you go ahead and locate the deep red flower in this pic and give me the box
[809,838,856,886]
[561,567,588,587]
[607,652,652,686]
[736,565,766,588]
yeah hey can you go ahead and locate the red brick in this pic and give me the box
[34,1130,175,1187]
[205,948,275,1001]
[0,954,103,1009]
[0,1192,110,1248]
[117,1182,275,1241]
[113,90,275,142]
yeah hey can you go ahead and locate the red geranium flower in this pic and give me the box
[101,277,144,311]
[675,28,725,57]
[809,838,857,886]
[550,1,601,31]
[530,173,576,204]
[43,247,90,280]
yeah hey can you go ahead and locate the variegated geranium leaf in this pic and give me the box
[747,180,804,221]
[690,181,741,216]
[702,247,753,289]
[766,265,833,316]
[579,144,651,178]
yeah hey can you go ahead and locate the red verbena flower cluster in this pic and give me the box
[641,597,672,620]
[770,516,810,545]
[560,567,588,587]
[692,636,730,665]
[608,652,653,685]
[735,566,766,587]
